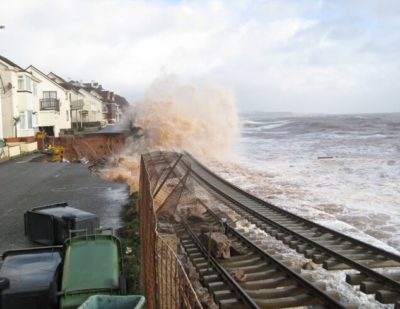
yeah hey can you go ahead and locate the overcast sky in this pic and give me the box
[1,0,399,113]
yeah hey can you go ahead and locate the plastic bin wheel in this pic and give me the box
[0,277,9,291]
[119,274,127,295]
[48,280,58,306]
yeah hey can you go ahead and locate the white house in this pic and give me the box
[26,65,71,137]
[78,88,104,124]
[48,72,85,129]
[0,56,39,139]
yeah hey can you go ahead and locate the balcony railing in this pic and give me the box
[40,98,60,111]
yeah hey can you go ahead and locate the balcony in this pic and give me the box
[40,98,60,111]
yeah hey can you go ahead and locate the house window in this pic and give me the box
[19,112,26,129]
[41,91,59,110]
[18,111,33,129]
[25,76,32,91]
[17,76,32,91]
[43,91,57,99]
[18,76,24,90]
[27,111,33,129]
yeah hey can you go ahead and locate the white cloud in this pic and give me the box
[0,0,399,113]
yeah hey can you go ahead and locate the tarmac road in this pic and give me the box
[0,154,129,254]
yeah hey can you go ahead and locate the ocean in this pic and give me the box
[210,113,400,254]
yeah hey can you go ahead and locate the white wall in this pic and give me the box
[79,89,104,123]
[0,93,3,139]
[0,63,37,138]
[28,67,71,137]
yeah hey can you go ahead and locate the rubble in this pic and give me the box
[199,232,232,259]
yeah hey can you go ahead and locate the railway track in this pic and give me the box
[174,206,344,308]
[180,153,400,306]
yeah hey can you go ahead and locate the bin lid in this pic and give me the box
[78,295,145,309]
[31,203,98,221]
[0,247,62,293]
[62,236,121,293]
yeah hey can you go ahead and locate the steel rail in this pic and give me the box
[180,221,259,308]
[198,200,344,308]
[181,152,400,304]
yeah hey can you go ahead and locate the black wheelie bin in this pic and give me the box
[24,202,99,245]
[0,246,63,309]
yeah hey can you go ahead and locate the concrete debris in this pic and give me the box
[199,232,231,259]
[179,201,206,221]
[302,262,316,270]
[178,254,218,309]
[157,222,175,234]
[230,269,247,282]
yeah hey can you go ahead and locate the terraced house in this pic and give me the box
[1,55,129,140]
[26,65,71,137]
[0,56,40,139]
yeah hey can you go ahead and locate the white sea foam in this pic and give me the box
[210,114,400,253]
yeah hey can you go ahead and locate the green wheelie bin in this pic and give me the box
[59,231,126,309]
[78,295,145,309]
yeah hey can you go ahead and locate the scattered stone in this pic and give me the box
[179,201,206,220]
[199,232,231,259]
[230,269,247,282]
[302,262,315,270]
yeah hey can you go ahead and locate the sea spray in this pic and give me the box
[101,76,239,192]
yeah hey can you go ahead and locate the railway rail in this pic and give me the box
[174,206,344,308]
[179,153,400,306]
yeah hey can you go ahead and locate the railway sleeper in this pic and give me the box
[335,248,368,256]
[243,269,285,281]
[253,293,319,308]
[364,259,400,268]
[281,235,296,244]
[219,253,259,263]
[219,298,243,308]
[240,276,296,290]
[360,281,385,294]
[221,256,262,268]
[367,259,400,268]
[341,252,381,261]
[275,232,291,241]
[245,285,306,299]
[375,290,400,304]
[198,267,216,276]
[295,243,312,253]
[213,290,238,301]
[207,281,228,291]
[309,237,340,245]
[323,260,350,270]
[346,273,368,285]
[223,263,275,273]
[203,274,220,284]
[311,253,331,264]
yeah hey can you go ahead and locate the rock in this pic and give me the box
[179,201,206,220]
[230,269,247,282]
[302,262,315,270]
[199,232,231,259]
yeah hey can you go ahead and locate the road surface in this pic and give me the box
[0,154,129,253]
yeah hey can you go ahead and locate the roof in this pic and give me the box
[26,65,69,92]
[48,72,68,83]
[0,55,25,71]
[115,94,130,108]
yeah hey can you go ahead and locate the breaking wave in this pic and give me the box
[101,76,239,191]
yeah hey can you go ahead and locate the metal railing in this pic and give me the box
[139,153,202,309]
[40,98,60,111]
